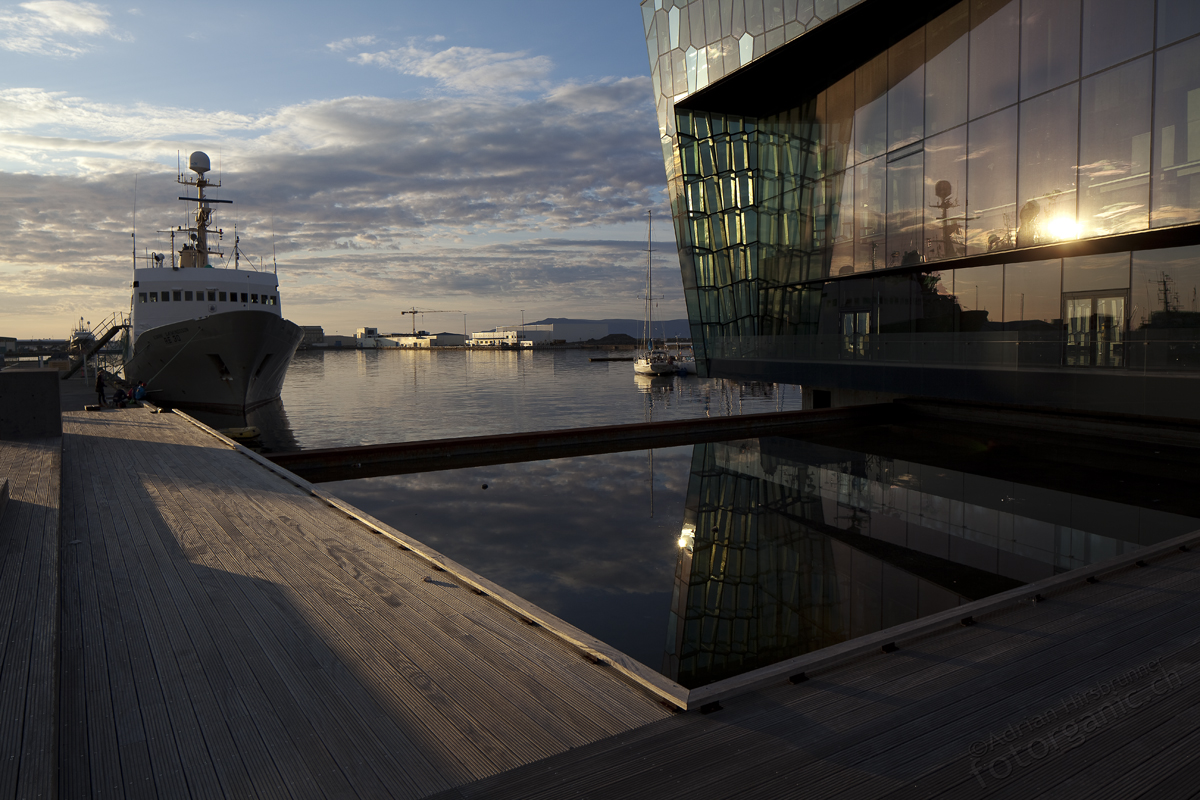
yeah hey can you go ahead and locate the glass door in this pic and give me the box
[1063,292,1126,367]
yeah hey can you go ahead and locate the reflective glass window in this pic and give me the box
[1151,37,1200,229]
[823,75,854,175]
[886,150,924,267]
[826,169,855,275]
[914,270,956,332]
[1131,245,1200,329]
[924,126,968,261]
[1019,0,1080,99]
[855,53,888,163]
[1017,83,1079,247]
[1063,252,1130,292]
[966,107,1018,254]
[953,264,1004,330]
[969,0,1019,120]
[855,157,886,271]
[1157,0,1200,47]
[875,274,917,333]
[1081,0,1152,77]
[926,1,969,136]
[888,29,924,151]
[1004,259,1062,327]
[1079,57,1151,237]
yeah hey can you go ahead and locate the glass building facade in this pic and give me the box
[642,0,1200,417]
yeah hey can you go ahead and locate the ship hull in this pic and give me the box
[124,310,303,414]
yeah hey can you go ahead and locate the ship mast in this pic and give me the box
[176,151,231,268]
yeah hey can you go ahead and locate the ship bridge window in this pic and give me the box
[173,291,182,301]
[149,292,157,302]
[219,291,227,302]
[161,292,170,302]
[185,291,193,301]
[251,294,258,304]
[139,293,147,303]
[241,292,248,303]
[207,291,216,301]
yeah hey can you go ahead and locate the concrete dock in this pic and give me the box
[3,386,1200,797]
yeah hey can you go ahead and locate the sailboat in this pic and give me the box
[634,211,678,377]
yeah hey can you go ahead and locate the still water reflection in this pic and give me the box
[191,348,803,451]
[326,432,1200,689]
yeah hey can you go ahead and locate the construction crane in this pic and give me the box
[399,307,461,336]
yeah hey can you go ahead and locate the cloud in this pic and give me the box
[0,1,126,56]
[325,34,377,53]
[351,40,553,94]
[0,37,674,336]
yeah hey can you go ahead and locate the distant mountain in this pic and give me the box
[534,318,692,339]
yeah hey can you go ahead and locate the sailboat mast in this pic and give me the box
[646,211,652,348]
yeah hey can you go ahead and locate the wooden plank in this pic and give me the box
[0,477,8,520]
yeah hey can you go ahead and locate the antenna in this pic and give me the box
[132,174,138,270]
[271,216,277,275]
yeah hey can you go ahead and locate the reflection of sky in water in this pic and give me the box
[279,348,800,449]
[325,447,693,669]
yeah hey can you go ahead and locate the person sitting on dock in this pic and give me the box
[95,373,106,407]
[112,387,129,408]
[133,381,147,402]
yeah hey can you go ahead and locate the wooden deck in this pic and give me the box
[5,397,1200,798]
[0,436,60,800]
[56,408,671,799]
[430,537,1200,799]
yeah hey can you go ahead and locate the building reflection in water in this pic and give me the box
[663,437,1199,689]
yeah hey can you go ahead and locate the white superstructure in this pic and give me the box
[124,151,302,413]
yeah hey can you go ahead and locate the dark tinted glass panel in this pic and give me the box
[1081,0,1152,77]
[969,0,1019,120]
[1020,0,1080,99]
[887,151,924,267]
[953,264,1004,330]
[1151,38,1200,229]
[1017,83,1080,247]
[1063,252,1130,292]
[915,270,957,332]
[1079,57,1151,237]
[925,126,968,261]
[1005,259,1062,326]
[966,107,1018,254]
[855,156,886,271]
[888,29,924,151]
[1131,245,1200,329]
[855,53,888,163]
[875,273,917,333]
[1157,0,1200,46]
[926,1,969,136]
[823,75,854,176]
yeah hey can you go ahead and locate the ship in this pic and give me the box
[123,151,303,414]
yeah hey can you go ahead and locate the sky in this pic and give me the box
[0,0,677,337]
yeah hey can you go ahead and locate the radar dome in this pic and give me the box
[188,151,211,175]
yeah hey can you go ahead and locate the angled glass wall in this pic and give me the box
[642,0,1200,387]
